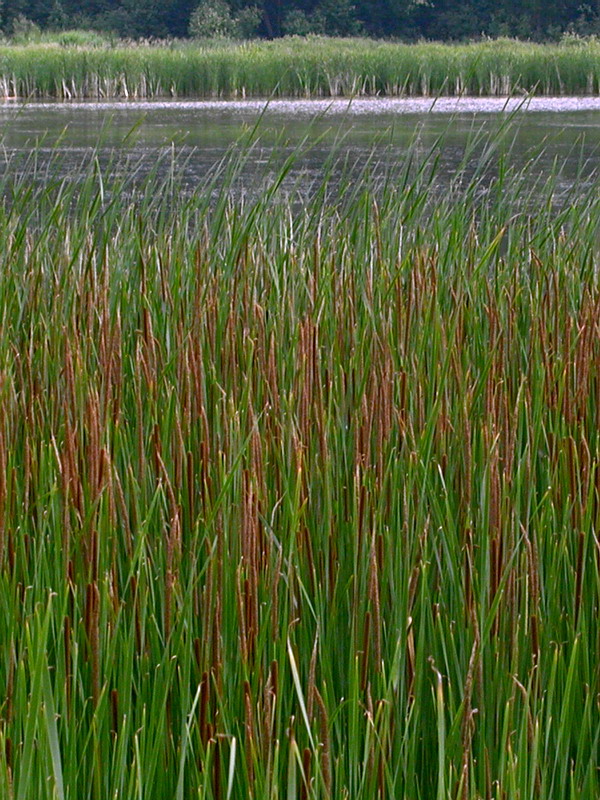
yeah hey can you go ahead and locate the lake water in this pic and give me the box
[1,96,599,196]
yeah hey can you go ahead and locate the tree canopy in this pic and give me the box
[3,0,600,40]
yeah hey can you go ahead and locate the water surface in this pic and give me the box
[0,96,598,195]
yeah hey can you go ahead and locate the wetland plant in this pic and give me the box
[0,131,598,798]
[1,37,600,98]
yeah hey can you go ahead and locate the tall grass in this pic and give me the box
[1,36,600,98]
[0,128,599,799]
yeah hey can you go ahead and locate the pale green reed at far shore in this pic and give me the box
[3,36,600,98]
[0,130,599,799]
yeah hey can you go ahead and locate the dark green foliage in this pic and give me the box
[189,0,237,37]
[4,0,600,40]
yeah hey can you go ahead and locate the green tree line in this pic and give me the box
[3,0,600,40]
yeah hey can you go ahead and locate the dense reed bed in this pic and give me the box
[0,131,600,799]
[3,36,600,98]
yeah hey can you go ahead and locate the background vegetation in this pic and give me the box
[2,0,600,42]
[0,127,599,799]
[2,37,600,99]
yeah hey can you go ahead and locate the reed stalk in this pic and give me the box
[0,124,597,798]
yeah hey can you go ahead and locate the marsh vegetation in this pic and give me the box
[3,37,600,98]
[0,131,599,798]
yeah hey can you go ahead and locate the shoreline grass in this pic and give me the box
[2,36,600,99]
[0,132,599,798]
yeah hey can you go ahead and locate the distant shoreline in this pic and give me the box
[2,37,600,100]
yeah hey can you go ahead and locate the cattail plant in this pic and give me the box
[0,124,597,799]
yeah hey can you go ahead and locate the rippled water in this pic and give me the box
[9,95,600,114]
[0,96,598,195]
